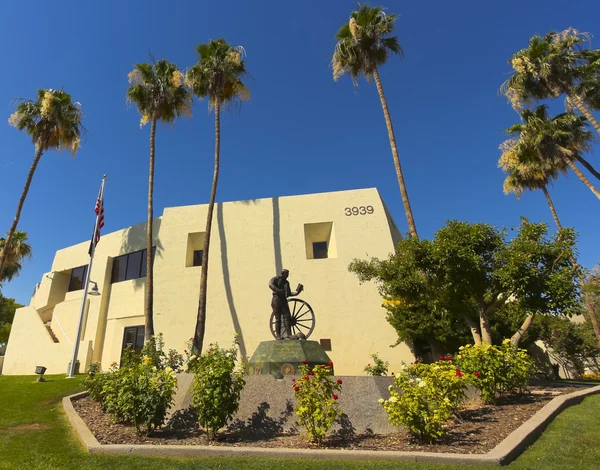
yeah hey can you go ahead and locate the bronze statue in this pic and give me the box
[269,269,303,340]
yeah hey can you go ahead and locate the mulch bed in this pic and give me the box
[72,384,586,454]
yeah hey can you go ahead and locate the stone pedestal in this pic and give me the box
[248,340,332,376]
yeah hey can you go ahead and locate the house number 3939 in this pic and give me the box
[344,206,374,216]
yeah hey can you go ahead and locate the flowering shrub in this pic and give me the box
[582,372,600,381]
[454,340,533,404]
[141,333,184,372]
[380,361,467,441]
[364,353,389,376]
[191,341,245,439]
[292,361,342,444]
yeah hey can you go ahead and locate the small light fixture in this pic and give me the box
[35,365,47,382]
[88,281,101,296]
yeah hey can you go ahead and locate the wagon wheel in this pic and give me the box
[269,298,316,340]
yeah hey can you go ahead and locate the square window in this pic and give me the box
[313,242,328,259]
[193,250,203,267]
[68,265,88,292]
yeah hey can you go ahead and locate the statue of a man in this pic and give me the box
[269,269,303,340]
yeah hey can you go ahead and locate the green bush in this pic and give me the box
[380,360,467,441]
[364,353,389,376]
[455,340,533,404]
[83,347,178,436]
[292,361,342,444]
[190,342,245,439]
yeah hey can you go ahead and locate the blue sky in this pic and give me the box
[0,0,599,304]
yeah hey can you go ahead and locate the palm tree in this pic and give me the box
[500,121,600,347]
[1,89,83,280]
[332,4,418,238]
[502,28,600,136]
[127,58,192,342]
[0,231,32,285]
[505,106,600,199]
[186,39,250,353]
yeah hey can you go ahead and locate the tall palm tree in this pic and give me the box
[0,231,32,285]
[127,58,192,342]
[500,123,600,346]
[332,4,418,238]
[186,39,249,354]
[502,28,600,137]
[505,106,600,199]
[1,89,83,280]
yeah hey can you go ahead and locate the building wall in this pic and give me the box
[3,188,413,375]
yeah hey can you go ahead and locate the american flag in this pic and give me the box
[88,177,106,255]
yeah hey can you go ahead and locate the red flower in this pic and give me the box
[321,365,325,369]
[294,386,300,392]
[474,372,481,378]
[328,362,333,367]
[332,394,338,400]
[292,377,296,382]
[413,359,419,364]
[446,356,453,361]
[309,371,315,376]
[368,363,371,366]
[304,375,309,380]
[337,379,343,384]
[302,360,308,364]
[455,370,463,377]
[439,356,445,361]
[184,350,188,354]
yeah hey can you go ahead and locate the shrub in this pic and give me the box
[292,361,342,444]
[364,353,389,376]
[380,361,467,441]
[83,346,178,435]
[455,340,533,404]
[141,333,184,372]
[582,372,600,381]
[190,341,245,439]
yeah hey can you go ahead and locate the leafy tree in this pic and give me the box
[2,89,83,280]
[0,294,23,354]
[186,39,249,353]
[502,28,600,136]
[127,58,192,342]
[0,231,32,285]
[349,219,580,347]
[332,4,418,238]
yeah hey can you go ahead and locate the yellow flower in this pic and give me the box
[40,91,53,118]
[8,111,22,128]
[143,356,152,365]
[170,70,184,88]
[503,338,511,345]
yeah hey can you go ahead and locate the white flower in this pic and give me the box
[418,380,427,388]
[389,396,398,403]
[378,398,385,404]
[165,367,173,374]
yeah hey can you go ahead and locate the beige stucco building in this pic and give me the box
[2,188,415,376]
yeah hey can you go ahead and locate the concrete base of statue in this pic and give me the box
[247,339,333,376]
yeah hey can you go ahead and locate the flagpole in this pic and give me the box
[67,175,106,379]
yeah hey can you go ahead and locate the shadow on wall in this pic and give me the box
[272,197,282,275]
[118,219,164,292]
[217,202,250,360]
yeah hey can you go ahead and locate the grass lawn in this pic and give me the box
[0,374,598,470]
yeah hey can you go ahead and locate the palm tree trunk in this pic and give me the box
[372,68,418,239]
[542,186,563,230]
[193,101,221,353]
[145,118,156,342]
[574,155,600,181]
[570,94,600,137]
[564,158,600,199]
[0,146,43,280]
[511,312,536,347]
[542,186,600,347]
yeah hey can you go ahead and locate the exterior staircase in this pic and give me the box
[44,322,59,343]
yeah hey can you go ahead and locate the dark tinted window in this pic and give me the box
[112,247,155,284]
[126,250,143,280]
[313,242,328,259]
[193,250,203,267]
[112,255,127,283]
[68,265,88,292]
